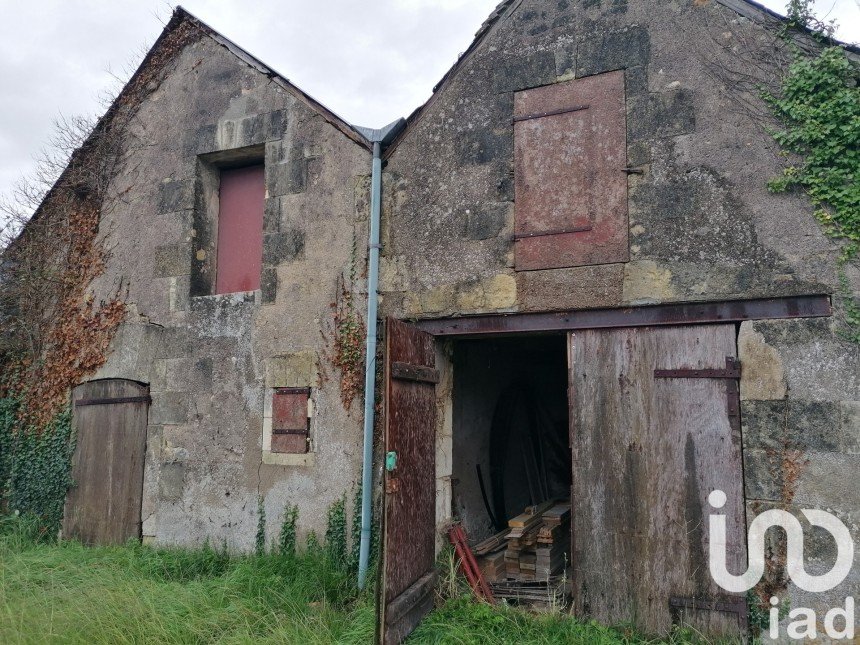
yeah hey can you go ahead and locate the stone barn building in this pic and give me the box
[6,0,859,642]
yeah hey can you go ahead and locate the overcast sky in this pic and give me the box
[1,0,858,208]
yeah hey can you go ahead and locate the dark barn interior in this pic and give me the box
[451,335,570,543]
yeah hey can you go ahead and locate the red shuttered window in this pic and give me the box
[513,71,628,271]
[271,388,310,454]
[215,165,265,294]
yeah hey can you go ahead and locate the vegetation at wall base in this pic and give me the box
[0,515,719,645]
[0,396,75,541]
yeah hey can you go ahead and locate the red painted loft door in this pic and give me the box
[216,165,264,294]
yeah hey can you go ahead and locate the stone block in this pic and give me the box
[262,229,305,264]
[158,179,195,214]
[625,65,648,96]
[154,243,191,277]
[743,448,782,502]
[738,321,788,400]
[461,202,510,241]
[457,274,517,311]
[269,157,306,196]
[263,197,281,233]
[214,111,283,150]
[517,264,624,312]
[154,326,191,359]
[840,401,860,453]
[628,89,696,141]
[555,47,576,80]
[742,400,843,453]
[169,276,190,313]
[260,267,278,304]
[192,358,214,390]
[492,51,557,93]
[455,129,513,167]
[577,26,650,77]
[626,141,651,167]
[162,358,191,392]
[183,124,216,156]
[159,462,185,502]
[794,452,860,510]
[150,392,188,425]
[92,322,163,384]
[379,255,409,293]
[265,351,317,388]
[354,175,371,222]
[622,260,676,303]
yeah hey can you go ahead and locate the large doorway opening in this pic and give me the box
[451,335,570,578]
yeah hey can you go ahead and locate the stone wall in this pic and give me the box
[88,28,371,550]
[382,0,859,629]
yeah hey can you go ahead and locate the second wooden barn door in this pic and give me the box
[378,318,438,645]
[63,379,150,545]
[569,325,747,638]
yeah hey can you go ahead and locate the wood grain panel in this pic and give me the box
[380,318,437,645]
[569,325,746,637]
[63,379,149,545]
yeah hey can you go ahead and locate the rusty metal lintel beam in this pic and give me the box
[413,295,831,337]
[75,395,151,407]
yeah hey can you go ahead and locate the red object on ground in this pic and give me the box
[215,165,265,294]
[447,524,496,604]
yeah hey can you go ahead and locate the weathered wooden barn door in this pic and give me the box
[569,325,747,637]
[378,318,438,645]
[63,379,150,545]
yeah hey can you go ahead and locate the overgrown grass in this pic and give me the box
[1,517,708,644]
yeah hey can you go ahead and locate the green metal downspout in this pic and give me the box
[355,118,403,591]
[357,140,382,590]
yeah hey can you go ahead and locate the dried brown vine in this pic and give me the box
[0,16,205,425]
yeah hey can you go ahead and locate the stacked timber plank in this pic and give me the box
[470,500,571,609]
[473,500,570,584]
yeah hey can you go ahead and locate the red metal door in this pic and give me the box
[215,164,264,294]
[379,318,439,645]
[514,70,628,271]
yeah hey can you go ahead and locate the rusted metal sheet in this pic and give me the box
[379,318,437,645]
[63,379,149,546]
[272,389,309,454]
[414,294,831,337]
[514,71,627,271]
[568,325,747,638]
[215,164,265,294]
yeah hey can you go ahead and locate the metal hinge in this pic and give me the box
[669,595,748,631]
[75,395,151,407]
[654,357,742,435]
[654,357,741,380]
